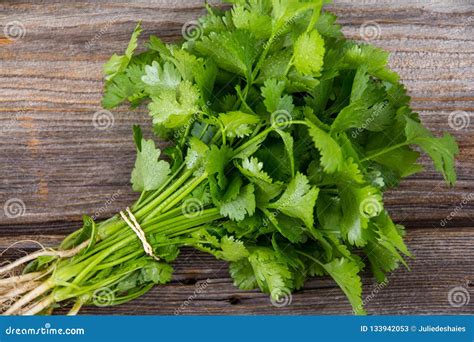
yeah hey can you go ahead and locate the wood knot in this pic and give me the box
[228,295,241,305]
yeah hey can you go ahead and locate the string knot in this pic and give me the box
[119,208,159,261]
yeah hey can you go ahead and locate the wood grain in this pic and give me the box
[0,0,473,314]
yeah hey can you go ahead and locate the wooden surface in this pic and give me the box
[0,0,473,315]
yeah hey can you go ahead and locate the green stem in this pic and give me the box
[233,127,273,156]
[180,122,192,148]
[252,32,277,81]
[236,85,256,115]
[143,172,208,221]
[147,209,221,234]
[112,284,154,306]
[283,55,294,76]
[135,167,195,218]
[143,206,184,226]
[76,208,219,265]
[159,173,208,213]
[296,250,324,267]
[360,142,408,162]
[319,188,338,194]
[58,208,221,283]
[95,250,142,271]
[133,163,186,211]
[198,123,210,140]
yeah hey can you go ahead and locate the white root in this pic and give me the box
[20,295,54,316]
[0,240,90,275]
[0,240,47,259]
[0,271,46,286]
[0,281,40,303]
[3,280,53,315]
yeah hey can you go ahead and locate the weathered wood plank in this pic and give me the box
[0,227,472,315]
[0,0,473,228]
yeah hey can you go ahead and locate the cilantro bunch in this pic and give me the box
[1,0,458,315]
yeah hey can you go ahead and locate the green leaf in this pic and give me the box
[237,157,283,203]
[229,258,258,290]
[163,49,217,101]
[338,158,365,184]
[316,193,342,233]
[131,138,171,192]
[232,3,272,39]
[217,235,250,261]
[374,211,410,257]
[141,61,181,90]
[220,184,256,221]
[205,145,233,189]
[315,11,343,39]
[261,79,294,114]
[102,62,148,109]
[265,211,307,243]
[339,185,383,246]
[185,136,210,169]
[72,215,97,253]
[271,0,321,33]
[240,157,273,183]
[350,65,370,102]
[132,124,143,150]
[405,117,458,185]
[116,273,140,293]
[293,30,325,76]
[332,71,395,133]
[148,81,200,128]
[364,211,410,282]
[258,50,291,82]
[248,247,293,299]
[233,132,268,160]
[219,111,260,138]
[371,146,423,178]
[147,35,169,55]
[274,129,295,177]
[191,121,216,144]
[191,229,249,262]
[343,43,399,84]
[221,175,244,203]
[267,173,319,228]
[307,121,343,173]
[148,235,181,262]
[103,23,142,81]
[322,258,365,315]
[195,29,261,78]
[102,74,135,109]
[141,262,173,284]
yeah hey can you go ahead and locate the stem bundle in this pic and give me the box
[0,166,221,315]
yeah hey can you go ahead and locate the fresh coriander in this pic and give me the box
[1,0,458,316]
